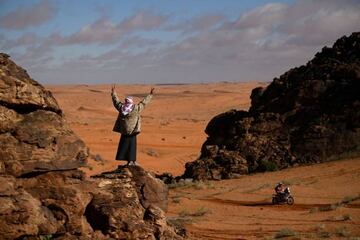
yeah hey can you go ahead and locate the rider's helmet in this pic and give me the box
[277,182,283,186]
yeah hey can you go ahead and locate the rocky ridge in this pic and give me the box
[183,32,360,180]
[0,53,182,239]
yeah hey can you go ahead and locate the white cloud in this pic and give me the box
[119,10,168,32]
[0,0,57,29]
[166,14,225,34]
[42,11,168,46]
[2,32,39,49]
[4,0,360,84]
[66,17,121,45]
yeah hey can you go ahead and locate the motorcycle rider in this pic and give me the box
[275,182,286,200]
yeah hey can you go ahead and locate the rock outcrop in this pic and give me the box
[0,53,88,177]
[184,32,360,180]
[0,53,182,239]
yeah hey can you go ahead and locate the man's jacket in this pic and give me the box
[111,91,152,135]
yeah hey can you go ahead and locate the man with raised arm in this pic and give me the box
[111,84,154,166]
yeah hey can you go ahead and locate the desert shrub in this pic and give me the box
[258,160,278,172]
[167,217,191,237]
[168,179,213,190]
[341,194,360,204]
[317,231,331,238]
[342,214,352,221]
[178,209,191,218]
[193,181,207,190]
[172,197,181,203]
[203,181,215,189]
[314,224,330,238]
[319,202,341,212]
[178,206,211,218]
[335,227,350,237]
[315,223,325,231]
[169,206,211,235]
[312,193,360,213]
[192,206,211,217]
[309,207,319,213]
[274,228,297,239]
[40,235,53,240]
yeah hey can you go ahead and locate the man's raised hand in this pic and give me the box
[111,84,116,94]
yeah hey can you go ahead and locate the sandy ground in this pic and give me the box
[47,82,261,176]
[168,158,360,239]
[48,82,360,239]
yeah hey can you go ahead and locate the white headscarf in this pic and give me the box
[121,96,134,116]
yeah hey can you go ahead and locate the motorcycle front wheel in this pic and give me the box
[272,197,277,205]
[287,196,294,205]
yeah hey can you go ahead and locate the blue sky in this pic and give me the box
[0,0,359,84]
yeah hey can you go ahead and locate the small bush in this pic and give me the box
[342,214,352,221]
[258,160,278,172]
[40,235,53,240]
[318,231,331,238]
[336,227,350,237]
[313,224,331,238]
[178,206,211,218]
[341,194,360,204]
[274,228,297,239]
[167,217,192,233]
[192,206,211,217]
[168,179,213,190]
[315,223,325,231]
[178,209,191,218]
[318,202,341,212]
[172,197,181,203]
[309,207,319,213]
[168,206,211,235]
[311,193,360,214]
[204,181,215,189]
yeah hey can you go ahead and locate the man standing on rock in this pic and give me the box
[111,84,154,166]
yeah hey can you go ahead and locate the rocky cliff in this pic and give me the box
[0,53,182,239]
[184,32,360,180]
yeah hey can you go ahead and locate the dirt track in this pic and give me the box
[168,158,360,239]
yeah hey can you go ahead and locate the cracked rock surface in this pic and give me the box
[0,53,182,239]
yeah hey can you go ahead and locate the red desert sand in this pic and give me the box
[48,82,360,239]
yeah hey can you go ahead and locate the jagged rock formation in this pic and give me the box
[0,53,182,239]
[0,53,87,177]
[184,32,360,180]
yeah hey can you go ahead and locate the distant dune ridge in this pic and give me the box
[184,32,360,180]
[0,53,183,239]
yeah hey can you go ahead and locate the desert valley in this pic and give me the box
[48,82,360,239]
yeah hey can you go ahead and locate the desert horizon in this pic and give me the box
[46,81,265,176]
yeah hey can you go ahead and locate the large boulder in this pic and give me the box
[88,166,178,239]
[184,32,360,180]
[0,53,182,239]
[0,53,88,177]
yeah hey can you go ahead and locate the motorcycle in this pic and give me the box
[272,187,294,205]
